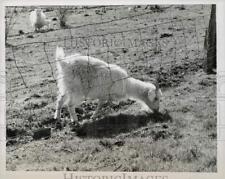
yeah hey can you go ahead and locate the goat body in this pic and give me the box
[54,47,162,123]
[30,9,51,31]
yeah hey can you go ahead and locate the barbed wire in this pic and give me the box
[7,5,174,39]
[6,13,210,48]
[6,46,211,93]
[6,31,205,70]
[6,48,214,94]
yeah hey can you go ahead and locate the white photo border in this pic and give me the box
[1,0,224,179]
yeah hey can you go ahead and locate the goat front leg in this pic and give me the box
[68,102,78,124]
[91,100,104,121]
[34,26,38,32]
[54,94,65,120]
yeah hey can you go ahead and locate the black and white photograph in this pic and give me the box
[1,0,223,176]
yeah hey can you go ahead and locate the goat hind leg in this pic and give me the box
[68,104,79,124]
[54,94,65,120]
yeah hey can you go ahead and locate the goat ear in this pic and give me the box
[155,79,159,90]
[147,89,156,101]
[157,89,163,97]
[153,80,159,97]
[154,75,162,97]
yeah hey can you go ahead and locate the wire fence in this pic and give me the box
[5,5,212,124]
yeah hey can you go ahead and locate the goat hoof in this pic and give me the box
[82,119,91,125]
[70,122,81,132]
[90,114,100,121]
[90,117,98,123]
[70,121,80,127]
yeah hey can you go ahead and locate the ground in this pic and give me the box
[5,5,216,172]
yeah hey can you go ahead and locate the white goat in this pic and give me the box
[30,9,51,32]
[54,46,162,124]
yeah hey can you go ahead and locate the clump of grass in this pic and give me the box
[173,129,183,140]
[203,118,216,130]
[173,116,186,128]
[157,148,173,162]
[127,158,149,172]
[204,156,217,172]
[178,145,202,162]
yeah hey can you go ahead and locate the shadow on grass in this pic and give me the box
[73,111,172,138]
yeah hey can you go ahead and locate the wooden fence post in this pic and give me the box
[204,4,216,74]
